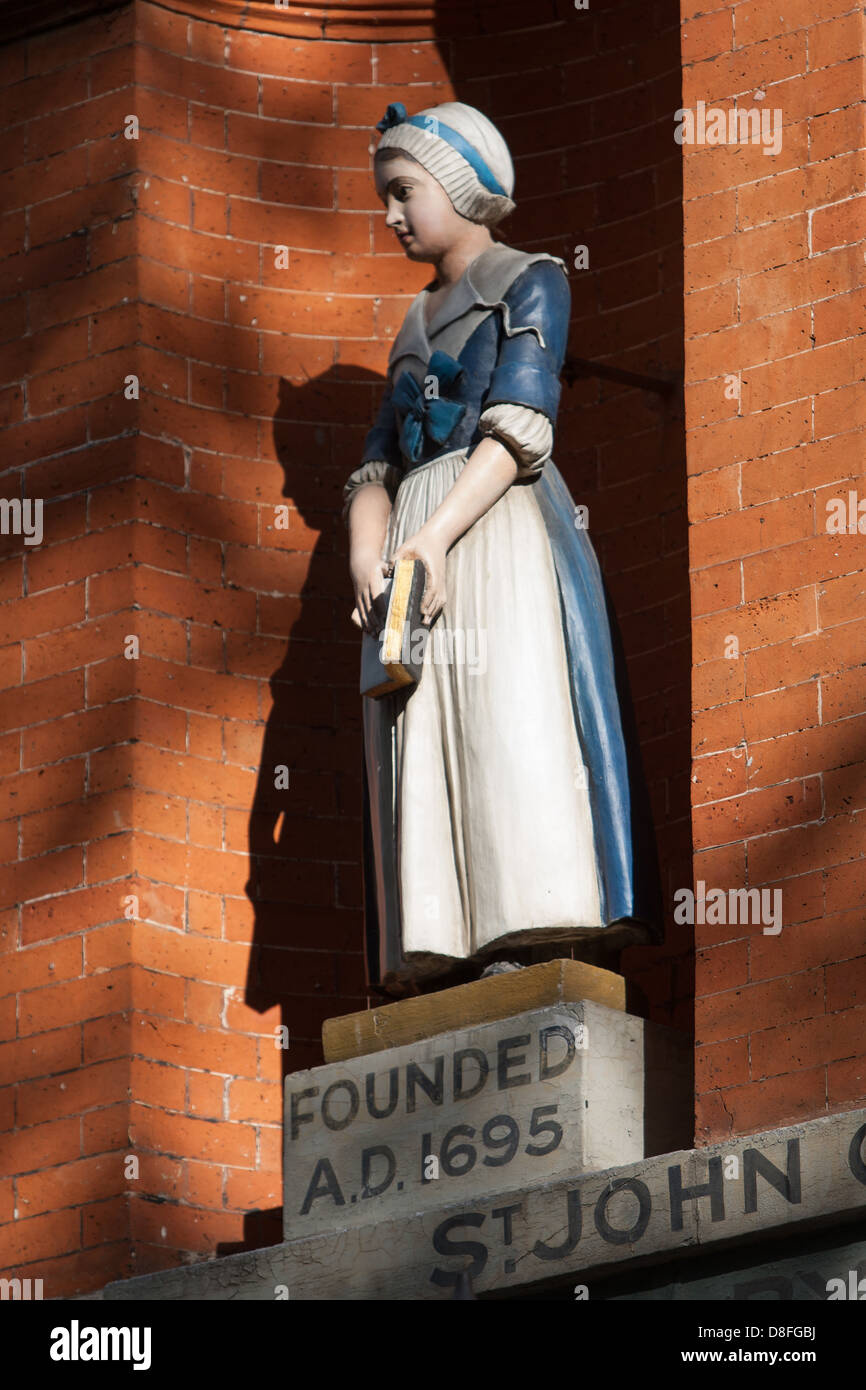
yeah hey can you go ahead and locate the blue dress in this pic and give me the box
[344,243,661,989]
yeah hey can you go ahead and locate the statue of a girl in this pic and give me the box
[344,101,661,996]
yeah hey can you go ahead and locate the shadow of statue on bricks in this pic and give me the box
[242,367,384,1072]
[227,368,383,1259]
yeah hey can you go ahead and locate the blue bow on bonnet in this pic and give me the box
[392,351,467,463]
[376,102,409,133]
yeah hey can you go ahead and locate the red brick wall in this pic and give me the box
[683,2,866,1140]
[0,4,141,1294]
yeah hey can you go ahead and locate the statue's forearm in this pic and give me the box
[347,482,393,560]
[420,436,519,551]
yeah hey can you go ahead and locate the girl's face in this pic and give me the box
[374,153,468,262]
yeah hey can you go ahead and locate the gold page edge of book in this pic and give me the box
[381,558,417,664]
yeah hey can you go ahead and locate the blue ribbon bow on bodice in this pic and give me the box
[392,351,467,463]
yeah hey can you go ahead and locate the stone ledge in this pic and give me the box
[102,1107,866,1301]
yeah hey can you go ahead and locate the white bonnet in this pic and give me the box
[375,101,515,226]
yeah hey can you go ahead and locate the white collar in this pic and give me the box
[388,243,565,375]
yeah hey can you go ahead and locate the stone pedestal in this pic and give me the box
[285,995,692,1241]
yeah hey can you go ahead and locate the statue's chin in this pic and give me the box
[402,241,436,264]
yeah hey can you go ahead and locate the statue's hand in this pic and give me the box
[350,552,391,635]
[392,528,446,626]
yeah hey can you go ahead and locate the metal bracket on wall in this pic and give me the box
[563,355,678,397]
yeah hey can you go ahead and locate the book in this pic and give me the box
[359,558,430,698]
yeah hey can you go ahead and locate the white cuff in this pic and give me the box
[479,403,553,476]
